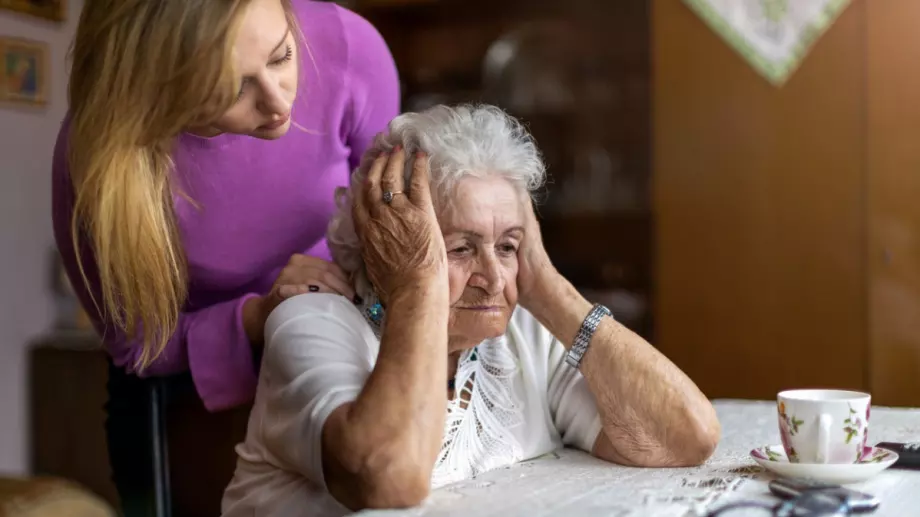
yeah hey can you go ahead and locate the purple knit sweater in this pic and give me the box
[51,0,399,411]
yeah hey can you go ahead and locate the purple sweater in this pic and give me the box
[51,1,399,412]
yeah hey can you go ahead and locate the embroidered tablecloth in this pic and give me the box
[359,399,920,516]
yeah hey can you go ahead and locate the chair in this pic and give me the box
[148,379,171,517]
[104,363,171,517]
[107,361,251,517]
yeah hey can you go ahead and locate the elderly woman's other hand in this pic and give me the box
[516,197,559,313]
[515,194,720,468]
[353,147,448,302]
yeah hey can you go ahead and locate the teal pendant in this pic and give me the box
[366,302,384,324]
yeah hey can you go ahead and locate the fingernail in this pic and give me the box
[393,144,402,152]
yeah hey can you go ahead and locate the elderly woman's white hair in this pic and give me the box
[328,104,546,298]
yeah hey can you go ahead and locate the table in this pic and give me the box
[359,400,920,516]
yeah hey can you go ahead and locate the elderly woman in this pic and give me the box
[221,105,720,517]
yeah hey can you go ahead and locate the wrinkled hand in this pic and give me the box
[353,147,447,302]
[244,254,355,345]
[516,198,559,312]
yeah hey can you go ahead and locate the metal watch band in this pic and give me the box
[565,303,612,368]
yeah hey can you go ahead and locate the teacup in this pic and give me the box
[777,389,871,464]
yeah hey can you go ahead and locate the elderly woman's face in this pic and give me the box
[439,176,525,350]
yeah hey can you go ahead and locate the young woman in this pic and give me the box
[51,0,398,510]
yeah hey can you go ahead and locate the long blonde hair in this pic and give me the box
[67,0,298,369]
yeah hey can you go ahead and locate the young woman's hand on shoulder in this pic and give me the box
[243,254,356,345]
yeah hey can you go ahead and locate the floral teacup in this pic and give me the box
[777,389,871,464]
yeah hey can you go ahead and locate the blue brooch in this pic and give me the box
[365,302,384,325]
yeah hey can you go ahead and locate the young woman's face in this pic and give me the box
[210,0,299,139]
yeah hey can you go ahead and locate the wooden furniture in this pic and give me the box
[29,335,249,517]
[652,0,920,405]
[350,0,654,337]
[355,400,920,516]
[865,0,920,408]
[29,338,117,510]
[345,0,920,403]
[355,0,920,403]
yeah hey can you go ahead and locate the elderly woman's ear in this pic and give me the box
[352,146,447,303]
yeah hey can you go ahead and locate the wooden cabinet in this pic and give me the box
[29,335,249,517]
[653,0,920,405]
[351,0,655,336]
[350,0,920,403]
[29,338,118,509]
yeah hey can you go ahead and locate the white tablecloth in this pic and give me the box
[358,400,920,516]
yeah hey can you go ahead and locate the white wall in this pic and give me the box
[0,2,81,474]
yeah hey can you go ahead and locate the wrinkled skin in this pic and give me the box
[514,196,559,313]
[353,148,447,303]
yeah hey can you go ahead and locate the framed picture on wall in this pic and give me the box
[0,37,48,106]
[0,0,66,22]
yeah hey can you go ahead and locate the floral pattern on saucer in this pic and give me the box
[750,444,899,484]
[751,445,896,464]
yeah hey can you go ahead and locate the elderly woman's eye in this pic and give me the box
[450,246,472,256]
[498,244,518,255]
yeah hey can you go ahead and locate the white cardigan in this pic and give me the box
[221,293,602,517]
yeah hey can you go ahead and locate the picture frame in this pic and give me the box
[0,36,48,106]
[0,0,66,22]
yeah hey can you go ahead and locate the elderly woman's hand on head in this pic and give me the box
[352,147,447,303]
[515,196,556,313]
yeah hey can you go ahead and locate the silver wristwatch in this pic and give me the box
[565,303,612,368]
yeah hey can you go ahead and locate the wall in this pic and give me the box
[0,2,81,474]
[653,0,920,405]
[866,0,920,407]
[653,0,868,400]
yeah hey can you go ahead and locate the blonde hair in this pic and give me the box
[67,0,300,369]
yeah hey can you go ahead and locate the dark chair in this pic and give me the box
[107,356,256,517]
[149,379,172,517]
[104,362,171,517]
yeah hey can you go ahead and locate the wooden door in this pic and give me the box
[866,1,920,407]
[652,0,868,400]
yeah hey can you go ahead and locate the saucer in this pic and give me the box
[750,445,898,484]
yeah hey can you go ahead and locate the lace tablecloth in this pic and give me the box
[359,400,920,516]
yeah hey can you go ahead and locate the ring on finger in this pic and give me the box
[382,190,404,204]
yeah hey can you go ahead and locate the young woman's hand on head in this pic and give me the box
[243,254,356,345]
